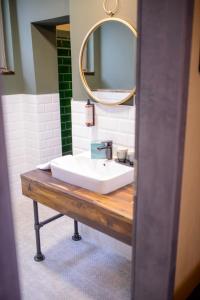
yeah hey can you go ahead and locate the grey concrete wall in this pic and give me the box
[16,0,69,94]
[2,0,69,95]
[32,25,59,94]
[3,0,136,97]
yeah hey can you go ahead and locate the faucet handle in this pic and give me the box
[102,140,113,147]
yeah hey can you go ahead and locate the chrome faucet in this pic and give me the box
[97,140,113,160]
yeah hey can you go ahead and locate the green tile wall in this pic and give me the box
[56,30,72,155]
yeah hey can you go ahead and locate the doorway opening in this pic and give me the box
[56,24,73,155]
[31,16,73,157]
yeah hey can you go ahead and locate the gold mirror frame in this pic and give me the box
[79,18,137,106]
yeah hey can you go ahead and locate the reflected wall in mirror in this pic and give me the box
[79,18,137,105]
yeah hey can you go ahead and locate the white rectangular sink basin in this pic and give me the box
[51,152,134,194]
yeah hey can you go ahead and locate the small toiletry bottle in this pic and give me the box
[85,99,95,127]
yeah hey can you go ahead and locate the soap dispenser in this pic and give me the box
[85,99,95,127]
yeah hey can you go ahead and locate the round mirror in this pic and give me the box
[79,18,137,105]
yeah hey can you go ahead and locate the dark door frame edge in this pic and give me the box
[0,94,21,297]
[132,0,194,299]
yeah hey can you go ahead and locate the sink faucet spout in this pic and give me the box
[97,140,113,160]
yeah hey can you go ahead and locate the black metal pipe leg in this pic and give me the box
[72,220,81,241]
[33,201,45,262]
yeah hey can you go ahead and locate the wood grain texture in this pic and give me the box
[21,169,134,245]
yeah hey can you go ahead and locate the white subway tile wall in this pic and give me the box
[2,94,62,199]
[2,96,134,260]
[71,100,136,155]
[2,95,26,198]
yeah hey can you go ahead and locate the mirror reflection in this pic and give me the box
[80,19,137,104]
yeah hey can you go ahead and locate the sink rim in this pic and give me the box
[51,153,133,181]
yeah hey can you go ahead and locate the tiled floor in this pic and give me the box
[12,195,131,300]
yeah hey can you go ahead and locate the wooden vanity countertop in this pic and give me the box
[21,169,135,245]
